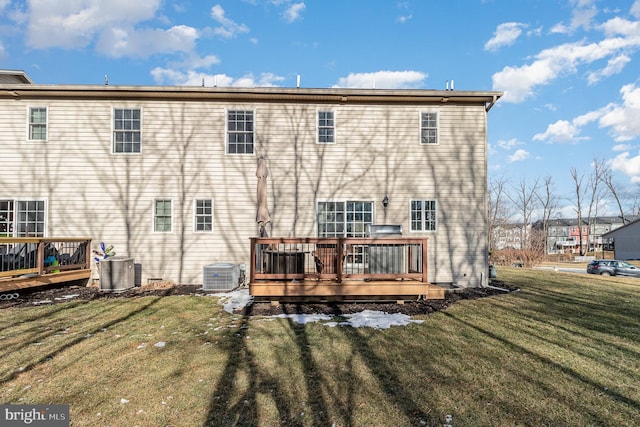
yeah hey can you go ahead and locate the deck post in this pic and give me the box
[37,240,45,275]
[421,238,428,283]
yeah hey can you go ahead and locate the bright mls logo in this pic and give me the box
[1,405,69,426]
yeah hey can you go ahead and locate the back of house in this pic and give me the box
[0,70,501,289]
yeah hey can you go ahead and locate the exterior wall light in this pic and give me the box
[382,196,389,208]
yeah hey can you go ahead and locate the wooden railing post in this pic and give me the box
[37,239,45,275]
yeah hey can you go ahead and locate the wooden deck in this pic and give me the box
[249,237,444,301]
[0,237,92,293]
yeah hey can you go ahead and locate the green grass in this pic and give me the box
[1,269,639,426]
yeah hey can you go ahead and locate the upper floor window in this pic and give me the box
[227,110,254,154]
[318,111,335,143]
[410,200,437,231]
[154,199,172,232]
[420,112,438,144]
[29,107,47,141]
[113,108,141,153]
[194,199,213,232]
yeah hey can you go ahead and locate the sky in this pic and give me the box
[1,0,640,217]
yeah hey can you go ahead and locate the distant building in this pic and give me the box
[602,218,640,260]
[520,216,638,255]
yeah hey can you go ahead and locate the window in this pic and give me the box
[411,200,437,231]
[194,199,213,232]
[113,108,141,153]
[29,107,47,141]
[154,199,172,232]
[318,111,335,143]
[227,110,254,154]
[317,201,373,237]
[0,200,14,236]
[420,112,438,144]
[0,200,46,236]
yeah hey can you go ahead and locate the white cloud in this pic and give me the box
[96,25,198,58]
[599,83,640,141]
[484,22,526,51]
[333,70,427,89]
[613,143,633,151]
[25,0,161,49]
[534,82,640,145]
[610,151,640,183]
[497,138,524,150]
[493,16,640,103]
[508,149,530,162]
[282,2,305,23]
[632,0,640,18]
[587,54,631,85]
[211,4,249,38]
[533,119,584,143]
[550,0,598,34]
[151,68,285,87]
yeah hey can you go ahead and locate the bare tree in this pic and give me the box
[571,165,605,256]
[534,176,558,255]
[593,156,627,224]
[488,176,511,252]
[507,177,540,251]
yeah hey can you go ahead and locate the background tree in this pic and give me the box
[534,176,558,255]
[488,176,511,252]
[507,177,540,251]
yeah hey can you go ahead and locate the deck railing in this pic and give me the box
[249,237,428,284]
[0,237,92,279]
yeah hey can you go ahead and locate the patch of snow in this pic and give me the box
[272,313,333,324]
[154,341,166,348]
[120,398,129,404]
[216,288,254,313]
[339,310,424,329]
[214,288,425,329]
[54,294,80,301]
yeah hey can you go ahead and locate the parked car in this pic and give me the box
[587,260,640,277]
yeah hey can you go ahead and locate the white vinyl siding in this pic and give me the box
[0,88,491,286]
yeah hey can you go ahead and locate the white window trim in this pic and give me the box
[419,110,439,145]
[409,199,438,232]
[10,198,48,237]
[225,108,256,155]
[316,109,336,144]
[26,106,48,142]
[315,198,376,237]
[153,198,173,233]
[112,107,143,155]
[193,198,214,233]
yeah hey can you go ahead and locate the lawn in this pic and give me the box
[1,268,639,426]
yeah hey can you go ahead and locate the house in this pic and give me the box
[602,218,640,260]
[0,69,501,289]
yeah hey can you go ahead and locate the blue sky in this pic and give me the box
[1,0,640,216]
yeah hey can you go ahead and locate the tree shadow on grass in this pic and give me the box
[203,302,433,427]
[0,295,168,385]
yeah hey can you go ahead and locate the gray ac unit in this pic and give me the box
[99,256,135,291]
[203,263,241,292]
